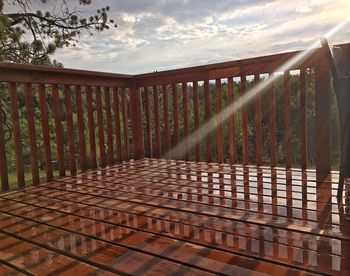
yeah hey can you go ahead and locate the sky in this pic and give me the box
[9,0,350,73]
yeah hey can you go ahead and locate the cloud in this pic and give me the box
[51,0,350,73]
[295,5,312,13]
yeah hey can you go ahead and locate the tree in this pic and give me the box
[0,0,117,65]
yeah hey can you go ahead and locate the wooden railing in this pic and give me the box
[1,43,350,191]
[135,43,350,170]
[0,63,138,191]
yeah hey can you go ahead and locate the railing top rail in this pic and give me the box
[1,42,349,87]
[134,42,350,86]
[137,42,350,77]
[135,50,303,78]
[0,62,133,79]
[0,62,133,87]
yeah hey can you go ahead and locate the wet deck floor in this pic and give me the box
[0,158,349,275]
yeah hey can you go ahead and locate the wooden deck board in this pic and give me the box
[0,159,349,275]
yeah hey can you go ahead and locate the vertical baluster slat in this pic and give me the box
[268,74,277,167]
[38,84,53,181]
[113,88,122,163]
[104,87,114,165]
[240,76,248,166]
[162,84,171,156]
[0,92,9,191]
[24,83,40,184]
[204,80,212,163]
[52,84,65,176]
[86,86,97,169]
[315,62,331,179]
[300,68,307,170]
[64,85,77,175]
[95,86,106,167]
[283,71,292,169]
[129,85,144,160]
[75,85,87,171]
[9,82,25,187]
[193,81,200,162]
[254,74,263,166]
[227,77,235,164]
[144,87,152,157]
[172,83,179,159]
[182,82,189,160]
[153,86,161,158]
[121,88,129,160]
[216,79,223,163]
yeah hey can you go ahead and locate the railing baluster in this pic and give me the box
[283,71,292,169]
[182,82,189,160]
[162,84,171,156]
[0,91,9,191]
[268,74,277,167]
[153,85,161,158]
[172,83,179,159]
[24,83,40,184]
[240,76,248,166]
[121,88,129,160]
[95,86,106,167]
[38,84,53,181]
[9,82,25,187]
[104,87,114,165]
[204,80,212,163]
[254,74,262,166]
[64,85,77,175]
[216,79,223,163]
[129,85,144,160]
[300,68,307,170]
[86,86,97,169]
[227,77,235,164]
[75,85,87,171]
[144,87,152,157]
[52,84,65,177]
[192,81,200,162]
[315,61,331,179]
[112,88,122,163]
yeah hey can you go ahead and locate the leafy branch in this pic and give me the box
[1,0,117,64]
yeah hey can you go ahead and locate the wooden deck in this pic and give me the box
[0,158,349,275]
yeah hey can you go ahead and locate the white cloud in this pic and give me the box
[120,13,137,23]
[295,5,312,13]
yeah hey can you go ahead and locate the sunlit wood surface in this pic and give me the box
[0,158,349,275]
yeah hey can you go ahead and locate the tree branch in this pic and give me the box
[7,12,95,30]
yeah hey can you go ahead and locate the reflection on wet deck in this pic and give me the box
[0,158,349,275]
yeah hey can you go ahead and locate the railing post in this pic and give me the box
[315,59,331,181]
[129,81,145,159]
